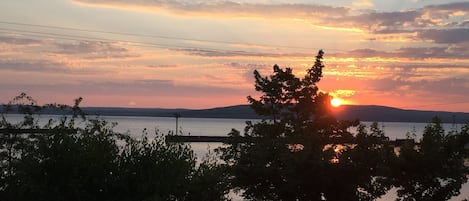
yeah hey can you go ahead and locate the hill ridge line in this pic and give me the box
[2,104,469,123]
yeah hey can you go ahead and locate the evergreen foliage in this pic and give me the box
[392,117,469,201]
[218,50,469,201]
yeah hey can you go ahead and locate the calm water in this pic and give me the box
[3,114,468,200]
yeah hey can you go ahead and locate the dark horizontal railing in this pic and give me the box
[166,135,230,143]
[165,135,417,146]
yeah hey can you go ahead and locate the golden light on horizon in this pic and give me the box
[331,98,342,107]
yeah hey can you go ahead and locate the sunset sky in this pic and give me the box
[1,0,468,112]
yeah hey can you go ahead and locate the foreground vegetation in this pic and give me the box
[1,50,468,201]
[0,94,230,201]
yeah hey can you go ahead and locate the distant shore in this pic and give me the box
[3,104,467,124]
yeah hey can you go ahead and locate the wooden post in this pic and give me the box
[174,113,181,135]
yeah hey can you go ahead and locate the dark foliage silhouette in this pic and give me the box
[218,50,468,201]
[219,50,395,200]
[0,93,230,201]
[391,117,469,201]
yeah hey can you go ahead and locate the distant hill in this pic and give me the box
[82,105,469,123]
[2,104,469,123]
[331,105,469,123]
[82,105,260,120]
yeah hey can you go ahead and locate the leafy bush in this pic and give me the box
[0,93,230,201]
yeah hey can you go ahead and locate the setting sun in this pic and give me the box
[331,98,342,107]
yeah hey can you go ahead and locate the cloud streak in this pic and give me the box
[170,48,310,58]
[0,60,71,73]
[418,29,469,44]
[0,35,41,45]
[75,0,349,19]
[54,41,139,59]
[0,79,250,101]
[331,45,469,60]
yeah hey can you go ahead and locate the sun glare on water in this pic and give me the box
[330,98,342,107]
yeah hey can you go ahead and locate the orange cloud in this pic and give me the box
[352,0,374,8]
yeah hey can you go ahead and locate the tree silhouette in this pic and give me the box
[391,117,469,201]
[219,50,395,201]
